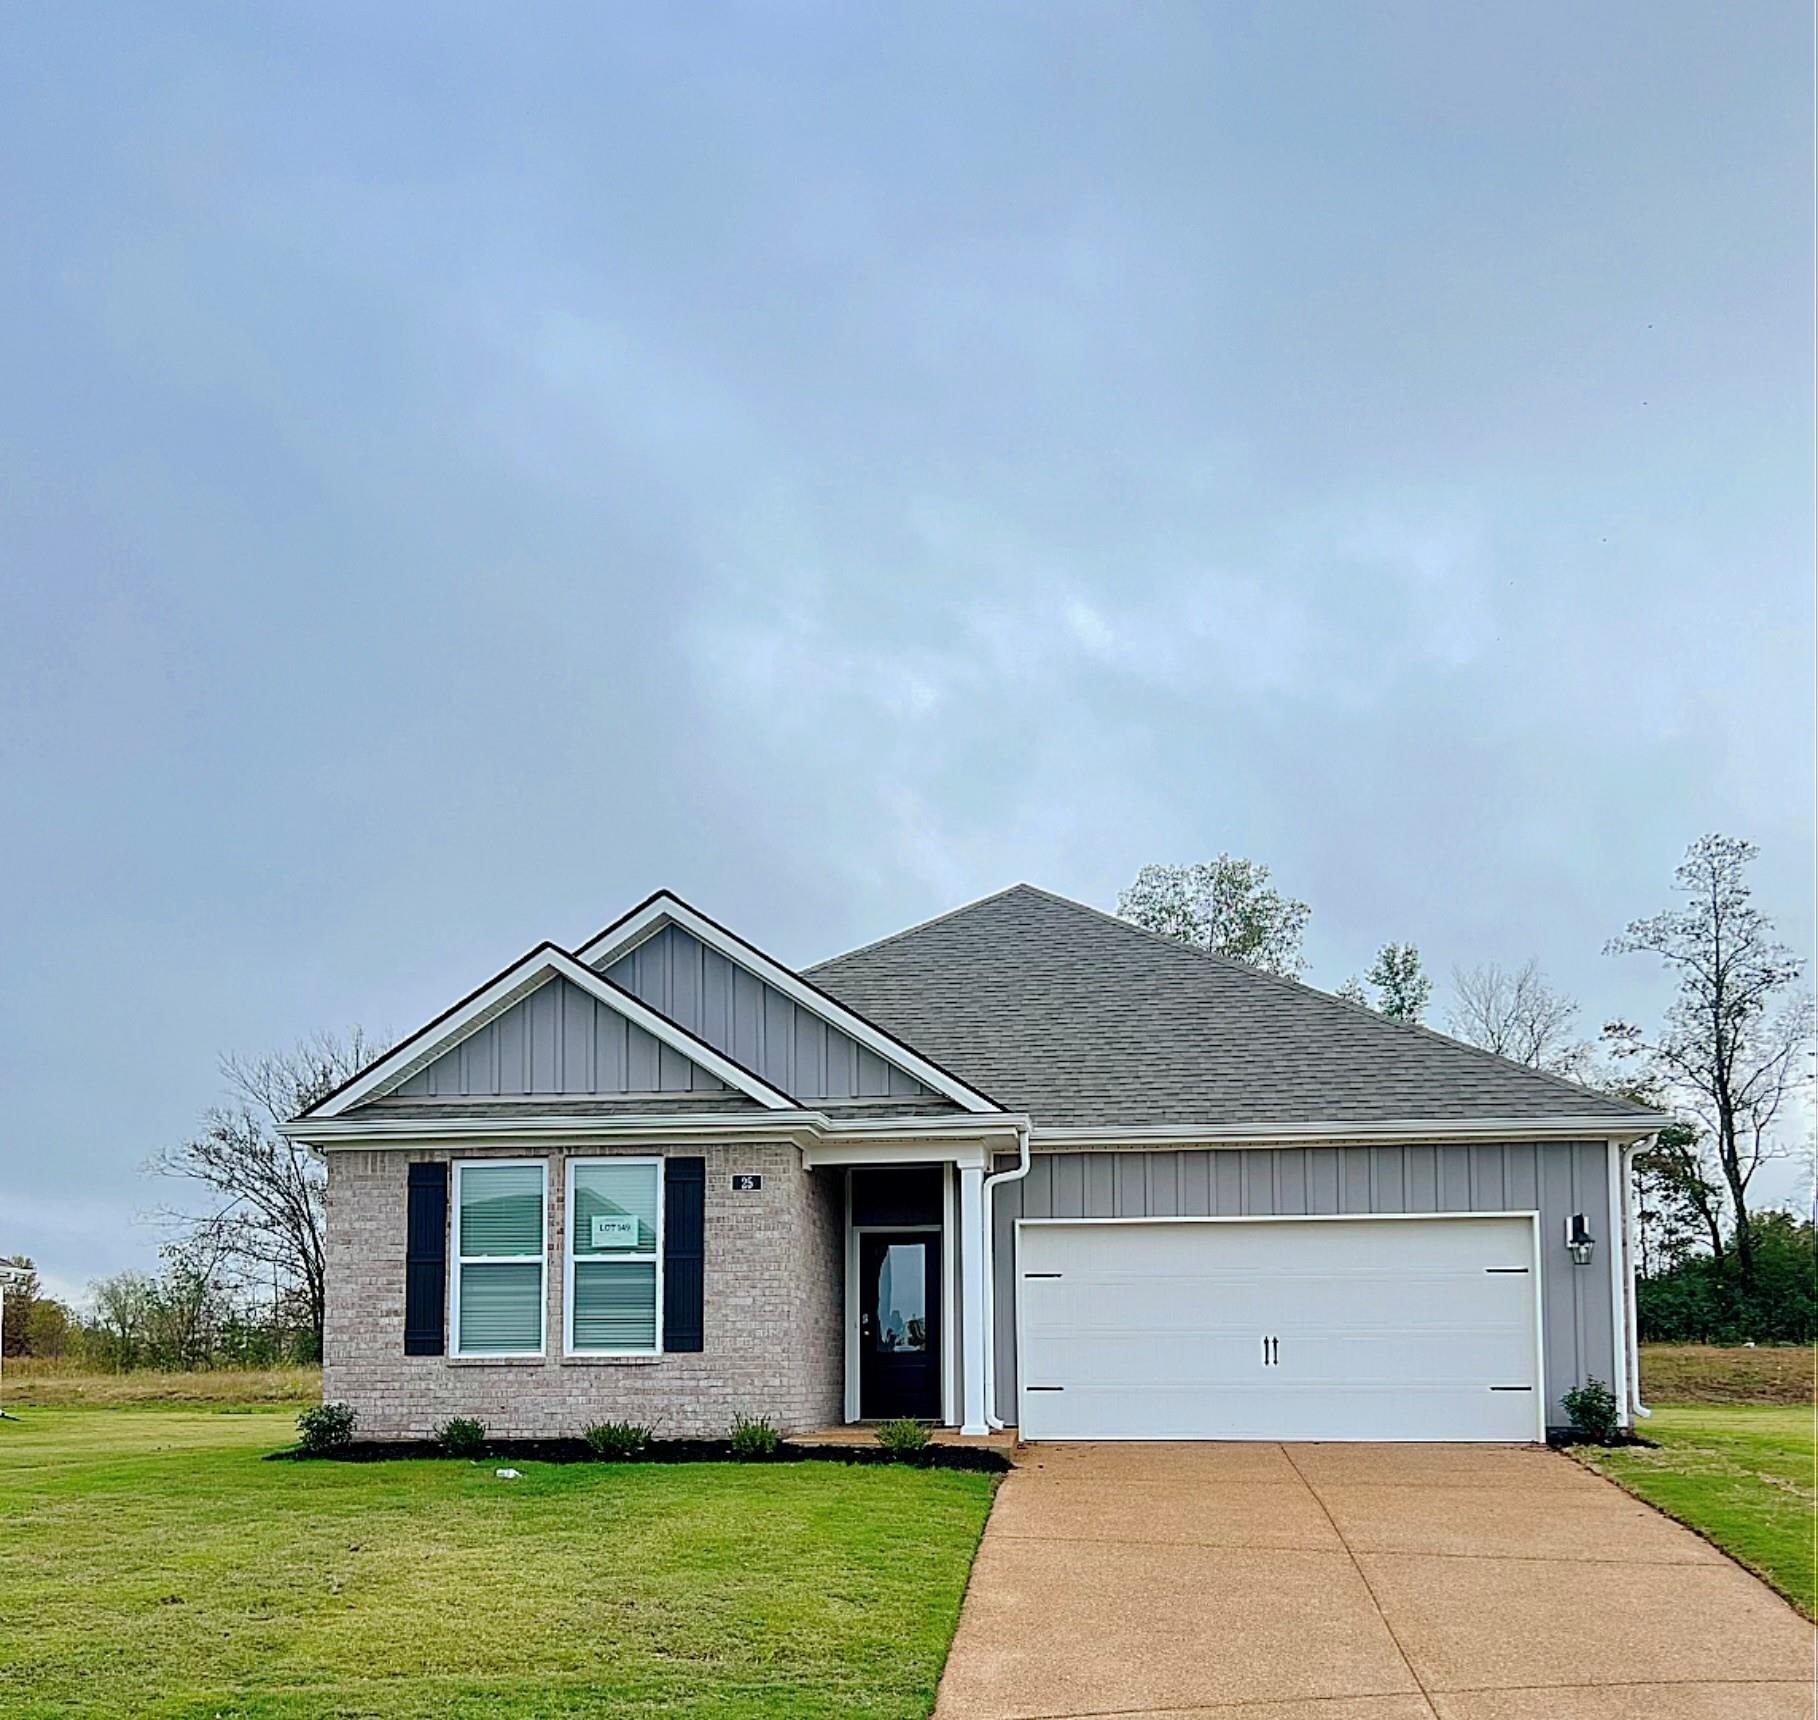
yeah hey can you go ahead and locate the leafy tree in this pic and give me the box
[24,1297,72,1359]
[1605,835,1816,1291]
[0,1256,40,1357]
[1117,857,1311,977]
[1447,960,1588,1074]
[1636,1209,1816,1345]
[1339,944,1433,1023]
[150,1030,387,1359]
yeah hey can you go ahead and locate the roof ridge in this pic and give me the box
[803,882,1033,974]
[998,885,1657,1119]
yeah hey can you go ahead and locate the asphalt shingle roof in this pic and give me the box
[805,884,1658,1131]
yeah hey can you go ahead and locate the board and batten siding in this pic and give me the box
[395,977,728,1098]
[599,922,935,1103]
[991,1141,1618,1430]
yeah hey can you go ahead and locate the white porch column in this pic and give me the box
[958,1162,988,1434]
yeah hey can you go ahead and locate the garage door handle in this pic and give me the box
[1261,1336,1279,1366]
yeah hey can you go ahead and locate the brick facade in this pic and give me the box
[323,1140,845,1439]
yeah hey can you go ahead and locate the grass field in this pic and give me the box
[0,1407,997,1719]
[1581,1405,1815,1619]
[1639,1342,1813,1406]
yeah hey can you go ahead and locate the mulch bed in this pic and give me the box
[269,1437,1012,1472]
[1546,1428,1656,1450]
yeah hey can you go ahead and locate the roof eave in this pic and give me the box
[1032,1114,1665,1148]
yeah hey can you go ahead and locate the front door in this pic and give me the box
[859,1231,941,1420]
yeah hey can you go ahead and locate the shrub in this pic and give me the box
[295,1400,357,1454]
[436,1416,487,1456]
[584,1419,652,1460]
[729,1412,781,1459]
[1562,1377,1621,1444]
[875,1417,932,1460]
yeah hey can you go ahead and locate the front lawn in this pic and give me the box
[1579,1405,1815,1619]
[0,1407,997,1719]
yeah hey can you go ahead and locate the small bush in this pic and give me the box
[729,1412,781,1459]
[436,1416,487,1456]
[295,1400,357,1454]
[583,1419,652,1460]
[1562,1376,1621,1443]
[875,1417,932,1460]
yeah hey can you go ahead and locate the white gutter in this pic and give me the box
[980,1122,1032,1432]
[1034,1116,1665,1148]
[1622,1139,1652,1420]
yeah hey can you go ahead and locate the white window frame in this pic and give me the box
[565,1156,665,1358]
[450,1158,549,1359]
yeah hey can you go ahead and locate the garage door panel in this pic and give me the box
[1016,1217,1540,1443]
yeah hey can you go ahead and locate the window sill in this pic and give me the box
[446,1354,548,1367]
[561,1353,665,1367]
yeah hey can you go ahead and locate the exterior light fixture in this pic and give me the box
[1565,1213,1595,1267]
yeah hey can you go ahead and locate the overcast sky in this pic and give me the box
[2,4,1812,1300]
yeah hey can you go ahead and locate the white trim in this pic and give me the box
[1032,1116,1663,1148]
[1622,1140,1652,1420]
[450,1159,549,1360]
[842,1172,958,1427]
[957,1163,987,1434]
[802,1139,991,1169]
[1014,1211,1547,1444]
[563,1156,664,1358]
[307,945,795,1119]
[942,1162,958,1427]
[573,894,1001,1115]
[1605,1140,1630,1428]
[287,1109,1027,1153]
[841,1171,858,1423]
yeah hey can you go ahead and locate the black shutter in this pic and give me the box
[404,1161,448,1356]
[663,1156,706,1352]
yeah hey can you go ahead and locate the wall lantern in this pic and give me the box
[1565,1213,1596,1267]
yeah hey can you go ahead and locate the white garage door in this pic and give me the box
[1016,1215,1541,1442]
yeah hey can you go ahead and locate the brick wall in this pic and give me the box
[323,1141,845,1439]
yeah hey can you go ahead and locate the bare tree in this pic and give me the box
[151,1029,386,1357]
[1119,857,1312,977]
[1605,835,1816,1290]
[1447,960,1588,1074]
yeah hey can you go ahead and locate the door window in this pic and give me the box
[873,1242,928,1353]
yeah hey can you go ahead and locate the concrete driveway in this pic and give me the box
[935,1442,1814,1720]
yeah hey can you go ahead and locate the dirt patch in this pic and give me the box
[1641,1344,1815,1406]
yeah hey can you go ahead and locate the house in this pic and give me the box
[285,885,1665,1443]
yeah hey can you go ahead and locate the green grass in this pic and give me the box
[0,1407,998,1718]
[1580,1405,1816,1619]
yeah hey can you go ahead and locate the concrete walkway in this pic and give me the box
[934,1442,1815,1720]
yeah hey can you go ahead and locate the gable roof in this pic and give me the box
[805,884,1663,1135]
[574,890,1003,1114]
[300,943,795,1119]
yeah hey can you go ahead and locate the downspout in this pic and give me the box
[1622,1139,1652,1420]
[980,1123,1032,1432]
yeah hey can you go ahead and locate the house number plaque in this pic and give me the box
[730,1174,763,1192]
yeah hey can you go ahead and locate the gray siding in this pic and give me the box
[992,1142,1617,1430]
[601,924,936,1103]
[395,977,727,1098]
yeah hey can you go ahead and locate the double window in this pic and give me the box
[449,1157,663,1358]
[566,1158,662,1355]
[452,1160,548,1357]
